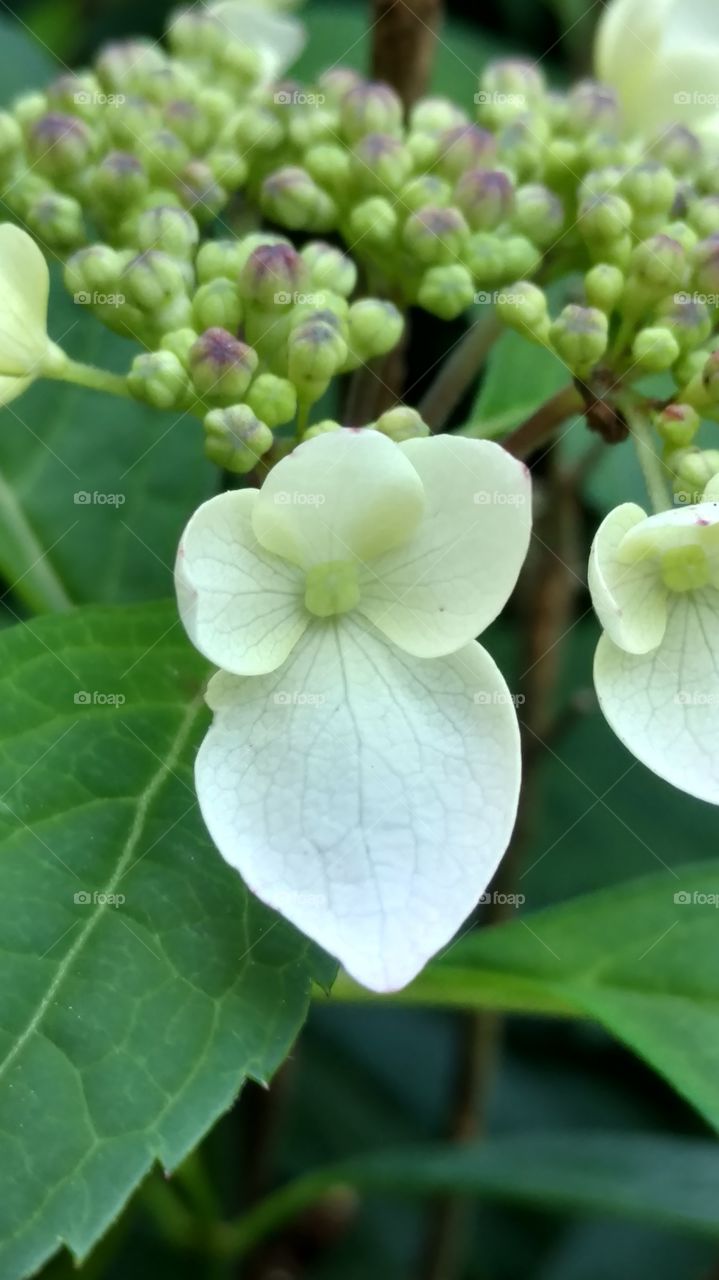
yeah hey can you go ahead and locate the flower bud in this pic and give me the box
[350,133,413,195]
[671,447,719,503]
[176,161,226,222]
[304,418,342,439]
[288,318,347,402]
[301,242,357,296]
[565,80,619,135]
[496,281,550,340]
[239,242,308,311]
[688,197,719,239]
[400,174,452,213]
[466,232,507,285]
[203,404,273,473]
[373,406,430,442]
[188,327,258,401]
[410,97,467,134]
[339,82,403,141]
[191,240,239,285]
[584,262,625,312]
[135,205,199,260]
[26,193,85,248]
[91,151,149,211]
[629,234,688,294]
[579,193,633,245]
[246,372,297,428]
[96,39,167,94]
[692,235,719,295]
[496,116,549,181]
[453,168,514,232]
[621,164,677,228]
[649,125,701,176]
[674,347,711,388]
[28,113,94,178]
[206,147,248,192]
[0,111,22,166]
[348,196,397,248]
[402,204,470,266]
[657,294,712,352]
[64,244,123,297]
[228,104,284,154]
[632,326,681,372]
[304,143,352,195]
[502,235,542,280]
[13,91,48,130]
[192,277,243,333]
[261,166,336,232]
[123,250,188,311]
[160,327,198,367]
[103,94,160,148]
[46,71,100,119]
[550,304,608,375]
[662,219,698,254]
[287,103,340,152]
[346,299,404,363]
[656,403,700,449]
[318,68,364,105]
[128,349,190,409]
[417,264,475,320]
[434,124,496,182]
[163,98,211,152]
[137,128,190,184]
[166,6,223,57]
[513,183,564,248]
[477,59,545,128]
[702,350,719,402]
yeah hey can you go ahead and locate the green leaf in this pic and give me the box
[0,601,332,1280]
[0,14,57,105]
[335,863,719,1133]
[0,275,216,610]
[225,1131,719,1255]
[461,327,572,438]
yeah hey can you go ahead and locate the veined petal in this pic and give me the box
[594,590,719,804]
[195,618,521,992]
[357,437,531,658]
[175,488,308,675]
[208,1,306,80]
[253,428,426,570]
[0,224,50,378]
[588,503,668,655]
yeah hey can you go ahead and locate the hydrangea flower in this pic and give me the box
[589,475,719,805]
[595,0,719,135]
[0,224,65,406]
[176,428,532,991]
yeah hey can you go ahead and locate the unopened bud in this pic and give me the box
[246,373,297,428]
[629,233,688,293]
[0,111,22,164]
[91,151,149,210]
[417,264,475,320]
[402,204,470,265]
[477,59,545,127]
[466,232,507,285]
[261,166,336,232]
[28,113,94,178]
[304,418,342,439]
[649,125,701,176]
[688,197,719,239]
[454,168,514,232]
[584,262,625,312]
[288,319,347,401]
[496,281,549,339]
[632,326,680,372]
[123,250,188,311]
[160,327,198,367]
[192,278,243,334]
[502,235,542,280]
[195,239,246,284]
[228,104,284,154]
[203,404,273,473]
[434,124,496,182]
[65,244,123,296]
[239,242,308,310]
[579,193,633,245]
[206,147,248,191]
[566,81,618,135]
[137,128,190,184]
[410,97,467,134]
[348,196,397,247]
[188,327,258,401]
[513,183,564,247]
[373,406,430,441]
[350,133,413,195]
[304,143,352,194]
[656,294,712,352]
[176,161,226,222]
[301,242,357,296]
[128,349,190,409]
[692,234,719,295]
[656,403,700,448]
[164,98,211,152]
[400,174,452,213]
[347,299,404,363]
[26,192,84,248]
[339,82,403,141]
[621,163,677,227]
[550,304,608,375]
[135,205,199,260]
[671,447,719,503]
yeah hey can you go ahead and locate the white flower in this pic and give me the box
[589,477,719,804]
[208,1,305,82]
[176,428,532,991]
[595,0,719,135]
[0,223,65,406]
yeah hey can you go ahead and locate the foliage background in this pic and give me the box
[1,1,718,1278]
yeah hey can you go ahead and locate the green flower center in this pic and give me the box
[304,560,360,618]
[660,544,711,593]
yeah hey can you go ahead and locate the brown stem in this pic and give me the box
[503,384,584,459]
[371,0,444,110]
[419,312,503,432]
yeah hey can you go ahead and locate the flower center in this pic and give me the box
[660,544,711,593]
[304,560,360,618]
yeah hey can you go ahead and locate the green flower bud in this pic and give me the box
[123,250,188,311]
[206,147,248,191]
[496,281,549,339]
[579,193,633,244]
[674,347,711,387]
[0,111,22,163]
[466,232,507,285]
[348,196,398,248]
[176,161,226,222]
[304,143,352,195]
[261,166,336,232]
[239,242,308,311]
[128,349,190,409]
[103,95,160,148]
[688,197,719,238]
[671,447,719,503]
[649,125,701,175]
[227,104,284,154]
[65,244,124,298]
[318,68,364,105]
[631,326,681,372]
[166,7,224,57]
[584,262,625,312]
[692,234,719,296]
[26,192,85,248]
[192,277,243,333]
[402,204,470,266]
[661,219,698,253]
[477,59,545,128]
[301,242,357,297]
[203,404,273,473]
[91,151,149,211]
[96,39,167,94]
[656,403,700,448]
[346,299,404,363]
[417,264,475,320]
[288,318,347,402]
[550,304,608,375]
[163,99,211,152]
[350,133,413,195]
[246,373,297,428]
[656,294,712,352]
[137,128,190,184]
[13,91,48,130]
[543,137,583,188]
[135,205,199,260]
[621,163,677,224]
[629,233,688,293]
[454,168,514,232]
[373,406,430,442]
[303,418,342,439]
[496,116,549,181]
[339,82,403,141]
[434,124,497,182]
[188,327,258,401]
[566,80,619,135]
[501,235,542,280]
[46,71,100,118]
[409,97,467,134]
[513,183,564,248]
[702,350,719,402]
[400,174,452,213]
[160,327,198,367]
[215,39,263,91]
[287,103,340,152]
[28,113,94,178]
[194,241,243,287]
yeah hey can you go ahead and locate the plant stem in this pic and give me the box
[0,470,73,613]
[624,401,673,513]
[53,358,132,399]
[499,384,584,458]
[419,310,503,431]
[371,0,444,110]
[326,969,580,1019]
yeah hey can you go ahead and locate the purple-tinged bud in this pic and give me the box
[204,405,273,473]
[192,277,243,332]
[454,168,514,232]
[566,80,619,135]
[26,192,85,248]
[318,68,365,106]
[239,242,308,310]
[91,151,149,209]
[246,373,297,428]
[496,116,549,181]
[513,183,564,248]
[476,59,545,127]
[403,204,470,265]
[260,166,336,232]
[188,327,258,401]
[176,161,227,222]
[46,72,101,120]
[137,128,190,183]
[128,349,189,410]
[301,242,357,296]
[96,40,167,94]
[350,133,413,194]
[649,125,702,175]
[164,99,211,152]
[339,82,403,142]
[141,63,199,107]
[693,235,719,295]
[288,319,348,401]
[434,124,496,182]
[417,265,475,320]
[550,304,608,375]
[28,113,94,178]
[629,233,688,293]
